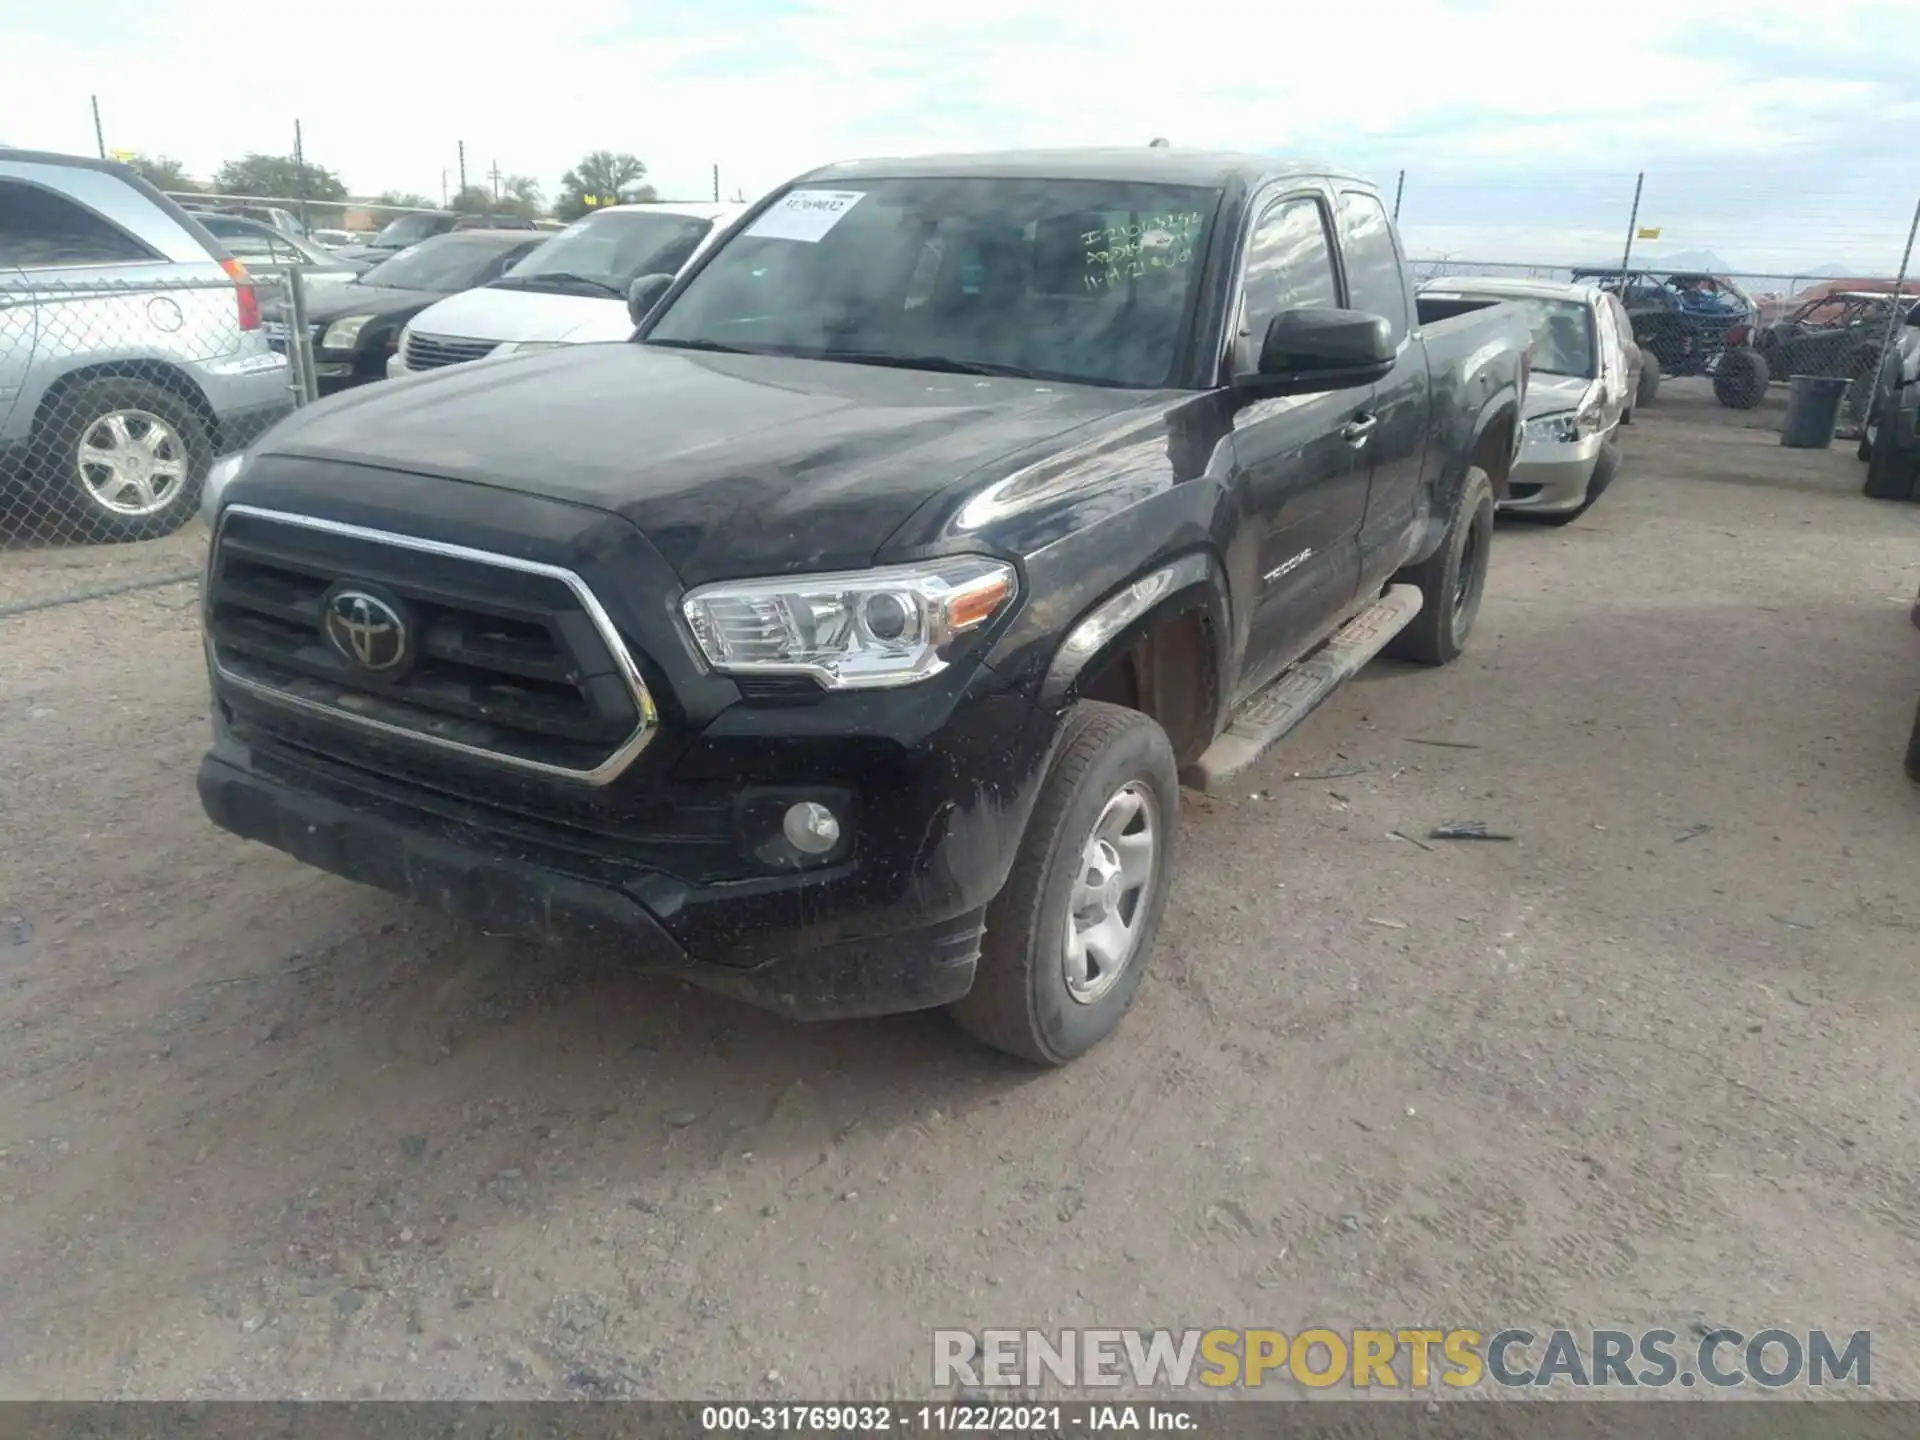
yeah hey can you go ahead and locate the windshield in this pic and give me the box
[646,177,1220,389]
[1458,296,1595,377]
[357,236,511,292]
[499,211,713,294]
[368,213,449,249]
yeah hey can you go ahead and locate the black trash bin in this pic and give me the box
[1780,374,1849,449]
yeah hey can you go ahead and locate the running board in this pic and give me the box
[1181,584,1424,793]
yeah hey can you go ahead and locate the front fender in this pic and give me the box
[1036,550,1232,743]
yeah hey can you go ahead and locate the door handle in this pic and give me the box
[1341,414,1378,447]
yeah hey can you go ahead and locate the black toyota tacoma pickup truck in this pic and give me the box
[197,149,1531,1064]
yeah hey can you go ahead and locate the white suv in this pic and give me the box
[389,202,742,377]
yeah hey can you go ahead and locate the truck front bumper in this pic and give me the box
[197,688,1060,1022]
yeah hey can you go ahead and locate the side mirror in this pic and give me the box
[1235,308,1395,397]
[627,273,674,328]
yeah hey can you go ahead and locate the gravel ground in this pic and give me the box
[1,379,1918,1401]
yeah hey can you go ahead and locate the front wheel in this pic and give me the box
[1714,348,1770,409]
[1384,465,1493,666]
[32,378,210,542]
[1635,349,1661,408]
[948,702,1178,1065]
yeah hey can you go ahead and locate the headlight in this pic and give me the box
[682,557,1018,690]
[201,451,249,523]
[320,315,372,351]
[493,340,564,356]
[1524,412,1581,445]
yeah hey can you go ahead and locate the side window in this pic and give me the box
[1337,190,1409,342]
[0,181,156,269]
[1237,195,1340,364]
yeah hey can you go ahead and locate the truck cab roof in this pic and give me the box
[800,148,1363,192]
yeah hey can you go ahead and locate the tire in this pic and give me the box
[948,701,1178,1066]
[1634,349,1661,408]
[30,378,211,543]
[1857,421,1875,463]
[1863,410,1919,501]
[1905,698,1920,789]
[1531,441,1618,528]
[1384,465,1493,666]
[1713,348,1769,409]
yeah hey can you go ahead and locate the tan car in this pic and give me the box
[1417,275,1644,523]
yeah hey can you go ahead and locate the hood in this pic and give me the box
[268,283,445,325]
[251,344,1153,584]
[403,285,632,345]
[1522,373,1594,418]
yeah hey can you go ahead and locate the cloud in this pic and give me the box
[3,0,1915,271]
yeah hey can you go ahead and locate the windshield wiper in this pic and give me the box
[645,337,785,356]
[817,350,1040,379]
[491,272,624,298]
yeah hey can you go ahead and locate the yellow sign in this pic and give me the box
[108,148,136,162]
[1637,226,1662,240]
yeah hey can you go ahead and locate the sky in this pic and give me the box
[3,0,1915,275]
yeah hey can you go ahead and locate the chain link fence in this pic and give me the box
[1399,167,1920,439]
[1,267,319,615]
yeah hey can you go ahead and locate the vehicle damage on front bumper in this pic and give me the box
[199,679,1057,1020]
[1500,429,1609,514]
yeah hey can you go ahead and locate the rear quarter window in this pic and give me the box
[0,180,159,269]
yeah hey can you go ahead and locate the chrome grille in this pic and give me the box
[403,331,500,370]
[205,507,657,785]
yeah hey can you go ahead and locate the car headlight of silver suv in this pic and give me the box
[682,557,1018,689]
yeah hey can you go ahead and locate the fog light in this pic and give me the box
[782,801,841,855]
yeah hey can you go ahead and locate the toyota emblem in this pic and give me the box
[323,587,411,674]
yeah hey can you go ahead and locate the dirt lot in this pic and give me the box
[2,380,1918,1401]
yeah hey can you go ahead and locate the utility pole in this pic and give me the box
[488,160,502,200]
[440,170,448,206]
[90,95,105,159]
[457,141,467,197]
[293,118,311,234]
[1618,171,1646,279]
[712,164,720,202]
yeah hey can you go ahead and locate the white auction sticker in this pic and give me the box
[746,189,866,242]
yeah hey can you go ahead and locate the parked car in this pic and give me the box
[1418,276,1630,524]
[0,148,292,541]
[333,210,537,263]
[1724,290,1904,423]
[194,213,368,287]
[1859,300,1920,502]
[260,229,548,394]
[387,202,743,376]
[196,147,1531,1063]
[182,201,306,239]
[1909,581,1920,787]
[308,228,359,250]
[1571,266,1758,403]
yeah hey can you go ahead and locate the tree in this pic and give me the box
[449,185,495,215]
[373,190,434,210]
[128,155,200,193]
[497,174,544,221]
[213,153,347,202]
[554,151,654,220]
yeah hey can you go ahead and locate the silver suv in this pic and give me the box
[1,149,294,542]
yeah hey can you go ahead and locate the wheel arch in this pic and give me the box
[1036,550,1232,767]
[29,360,222,451]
